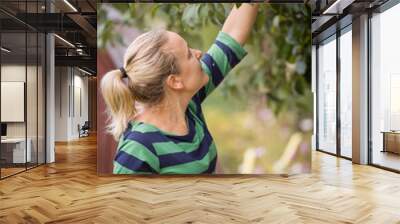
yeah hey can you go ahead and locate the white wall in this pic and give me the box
[1,64,46,164]
[54,67,89,141]
[74,70,89,139]
[1,65,38,137]
[54,66,69,141]
[1,66,26,137]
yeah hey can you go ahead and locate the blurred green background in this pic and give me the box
[98,3,312,174]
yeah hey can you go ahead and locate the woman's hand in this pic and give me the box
[221,3,260,45]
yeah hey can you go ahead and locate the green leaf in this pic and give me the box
[151,4,160,17]
[182,4,201,28]
[295,59,306,75]
[272,15,280,28]
[98,3,312,117]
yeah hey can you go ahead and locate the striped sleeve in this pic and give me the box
[197,31,247,103]
[113,134,160,174]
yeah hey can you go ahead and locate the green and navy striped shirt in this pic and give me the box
[114,31,247,174]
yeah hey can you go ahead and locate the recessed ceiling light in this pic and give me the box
[63,0,78,12]
[323,0,354,15]
[54,34,75,48]
[1,47,11,53]
[78,67,93,76]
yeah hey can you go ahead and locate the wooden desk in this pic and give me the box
[381,131,400,154]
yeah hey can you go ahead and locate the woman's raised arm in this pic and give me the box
[221,3,259,45]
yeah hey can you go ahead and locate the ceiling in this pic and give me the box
[311,0,390,44]
[0,0,96,75]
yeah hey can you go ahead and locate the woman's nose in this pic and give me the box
[194,49,202,59]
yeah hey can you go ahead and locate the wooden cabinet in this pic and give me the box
[382,132,400,154]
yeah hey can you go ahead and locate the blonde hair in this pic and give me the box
[101,29,180,140]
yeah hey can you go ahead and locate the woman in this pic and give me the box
[101,3,259,174]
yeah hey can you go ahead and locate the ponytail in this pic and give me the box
[100,29,180,141]
[100,69,136,141]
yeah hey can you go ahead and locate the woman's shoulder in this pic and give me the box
[114,123,161,173]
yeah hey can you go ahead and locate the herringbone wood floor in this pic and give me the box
[1,134,400,224]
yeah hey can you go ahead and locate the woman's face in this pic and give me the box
[164,31,209,97]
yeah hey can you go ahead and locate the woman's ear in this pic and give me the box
[165,74,184,90]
